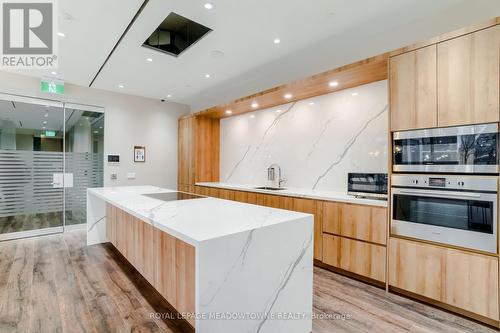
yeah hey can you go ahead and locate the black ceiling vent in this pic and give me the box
[143,12,212,57]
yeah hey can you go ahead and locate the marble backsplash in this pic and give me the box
[220,80,388,192]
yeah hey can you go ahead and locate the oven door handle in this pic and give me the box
[398,189,482,199]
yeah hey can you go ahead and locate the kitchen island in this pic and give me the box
[87,186,313,333]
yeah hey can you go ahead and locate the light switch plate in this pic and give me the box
[110,173,118,180]
[127,172,136,180]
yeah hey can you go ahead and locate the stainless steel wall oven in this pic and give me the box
[391,174,497,253]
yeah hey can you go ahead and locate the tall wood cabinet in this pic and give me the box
[178,115,220,189]
[390,24,500,131]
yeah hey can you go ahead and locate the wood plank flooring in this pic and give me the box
[0,230,495,333]
[0,210,84,235]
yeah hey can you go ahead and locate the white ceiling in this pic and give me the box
[5,0,500,112]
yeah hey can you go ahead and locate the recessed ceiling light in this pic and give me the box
[93,130,99,134]
[276,109,282,113]
[284,93,292,99]
[225,110,232,115]
[273,38,281,44]
[251,102,259,108]
[329,81,339,87]
[204,3,213,9]
[57,32,66,37]
[44,113,48,117]
[352,92,359,96]
[309,102,315,105]
[42,121,47,124]
[250,114,255,119]
[205,74,211,78]
[42,126,46,129]
[51,71,57,75]
[166,94,172,98]
[146,57,153,62]
[118,84,124,88]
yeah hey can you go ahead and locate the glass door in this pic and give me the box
[63,103,104,227]
[0,94,65,240]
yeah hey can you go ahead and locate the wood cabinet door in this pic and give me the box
[233,190,248,202]
[218,189,235,200]
[195,117,220,183]
[323,202,387,245]
[389,237,499,320]
[437,25,500,126]
[178,117,196,186]
[293,198,323,260]
[390,45,437,131]
[323,234,386,282]
[263,194,281,208]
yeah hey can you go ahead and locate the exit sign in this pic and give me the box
[41,77,64,94]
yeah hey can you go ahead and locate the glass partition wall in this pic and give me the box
[0,94,104,240]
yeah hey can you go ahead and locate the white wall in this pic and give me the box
[0,71,189,188]
[220,80,388,193]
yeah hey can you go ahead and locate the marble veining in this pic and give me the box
[256,232,313,333]
[87,186,313,332]
[312,104,388,189]
[220,80,388,192]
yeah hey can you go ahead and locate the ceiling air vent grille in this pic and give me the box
[143,12,212,57]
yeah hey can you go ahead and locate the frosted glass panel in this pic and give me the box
[0,98,64,237]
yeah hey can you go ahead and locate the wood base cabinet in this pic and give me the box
[389,237,499,322]
[323,234,386,282]
[323,201,387,245]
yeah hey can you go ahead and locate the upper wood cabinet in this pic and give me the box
[389,24,500,130]
[390,45,437,131]
[178,116,219,187]
[437,25,500,127]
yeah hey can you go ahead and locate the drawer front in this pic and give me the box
[323,202,387,245]
[323,234,386,282]
[389,237,499,320]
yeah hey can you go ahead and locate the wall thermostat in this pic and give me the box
[107,154,120,163]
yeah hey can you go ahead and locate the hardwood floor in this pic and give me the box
[0,230,495,333]
[0,210,85,234]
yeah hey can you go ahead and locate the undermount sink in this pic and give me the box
[253,186,286,191]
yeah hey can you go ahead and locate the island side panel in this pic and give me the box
[196,215,313,333]
[105,202,197,328]
[87,190,107,246]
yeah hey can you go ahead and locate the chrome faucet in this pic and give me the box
[267,163,287,188]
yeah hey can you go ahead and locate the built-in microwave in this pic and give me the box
[391,174,497,253]
[393,123,498,173]
[347,173,387,199]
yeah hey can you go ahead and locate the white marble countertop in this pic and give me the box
[88,185,312,246]
[195,182,388,207]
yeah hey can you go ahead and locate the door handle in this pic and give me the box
[398,189,482,198]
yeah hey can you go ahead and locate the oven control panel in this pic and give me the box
[391,174,497,192]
